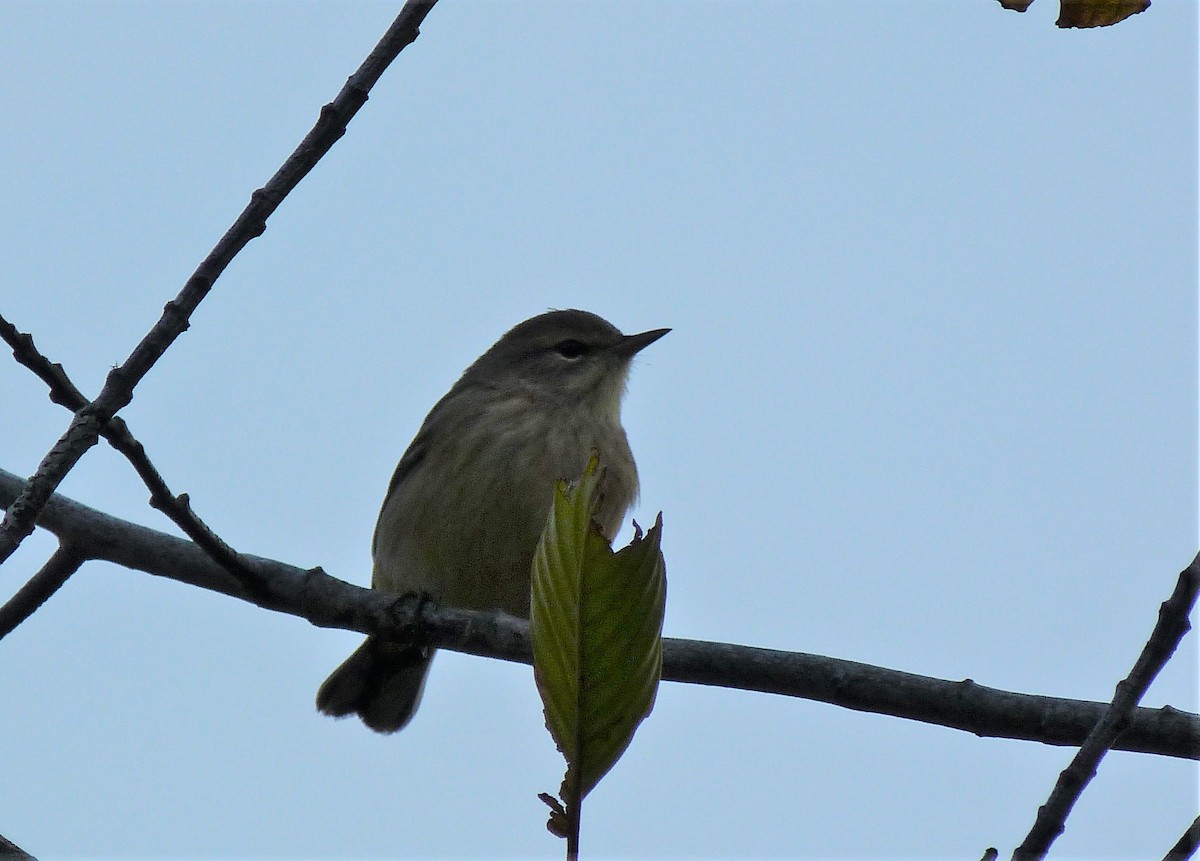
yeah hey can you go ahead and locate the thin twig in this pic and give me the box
[0,315,87,411]
[1013,554,1200,860]
[0,543,86,639]
[0,312,263,600]
[0,0,439,565]
[1163,815,1200,861]
[1,467,1196,762]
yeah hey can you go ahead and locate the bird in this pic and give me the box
[316,309,668,732]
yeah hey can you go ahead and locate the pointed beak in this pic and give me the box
[614,327,670,358]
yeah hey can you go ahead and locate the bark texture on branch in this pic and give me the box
[0,0,439,564]
[1,468,1196,761]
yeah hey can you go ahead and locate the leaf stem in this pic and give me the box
[566,799,581,861]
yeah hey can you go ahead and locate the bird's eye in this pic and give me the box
[553,339,589,360]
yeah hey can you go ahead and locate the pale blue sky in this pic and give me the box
[1,2,1196,858]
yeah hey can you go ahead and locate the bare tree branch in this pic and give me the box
[1013,554,1200,860]
[2,467,1196,761]
[0,831,35,860]
[0,312,276,602]
[0,0,439,566]
[1163,815,1200,861]
[0,542,86,639]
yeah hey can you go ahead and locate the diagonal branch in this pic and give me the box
[0,312,265,600]
[0,542,86,639]
[0,831,35,860]
[1163,815,1200,861]
[1013,554,1200,860]
[0,0,439,566]
[1,467,1196,762]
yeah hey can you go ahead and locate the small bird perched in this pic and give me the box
[317,309,668,733]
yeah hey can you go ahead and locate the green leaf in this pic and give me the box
[531,454,667,821]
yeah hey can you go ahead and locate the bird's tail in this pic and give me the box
[316,637,434,733]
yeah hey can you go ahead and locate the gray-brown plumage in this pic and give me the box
[316,310,668,732]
